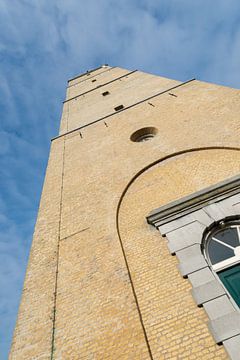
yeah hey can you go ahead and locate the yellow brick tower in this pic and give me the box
[10,66,240,359]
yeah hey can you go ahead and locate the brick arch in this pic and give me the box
[116,146,240,359]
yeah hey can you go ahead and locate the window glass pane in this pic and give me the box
[215,227,239,248]
[208,240,234,264]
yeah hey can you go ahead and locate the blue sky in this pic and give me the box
[1,0,240,357]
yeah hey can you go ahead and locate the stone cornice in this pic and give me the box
[147,174,240,227]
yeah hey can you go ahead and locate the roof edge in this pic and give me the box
[68,64,110,83]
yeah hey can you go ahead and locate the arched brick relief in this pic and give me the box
[117,147,240,359]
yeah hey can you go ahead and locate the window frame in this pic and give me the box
[147,175,240,357]
[203,220,240,272]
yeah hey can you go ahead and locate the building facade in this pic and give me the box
[10,66,240,359]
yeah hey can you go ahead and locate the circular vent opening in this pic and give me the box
[130,127,158,142]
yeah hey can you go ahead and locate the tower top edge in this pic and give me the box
[68,64,111,83]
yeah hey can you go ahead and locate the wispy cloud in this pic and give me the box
[1,0,240,357]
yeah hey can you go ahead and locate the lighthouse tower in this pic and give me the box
[10,66,240,359]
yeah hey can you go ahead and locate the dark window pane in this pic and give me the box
[208,240,234,264]
[214,228,239,248]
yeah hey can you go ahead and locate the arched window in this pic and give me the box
[147,176,240,355]
[204,219,240,308]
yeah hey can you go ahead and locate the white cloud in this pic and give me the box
[1,0,240,357]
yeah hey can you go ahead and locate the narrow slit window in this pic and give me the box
[114,105,124,111]
[92,79,97,83]
[102,91,110,96]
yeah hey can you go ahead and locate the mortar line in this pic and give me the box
[116,209,154,360]
[67,101,69,133]
[51,78,195,142]
[59,227,90,242]
[50,136,66,360]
